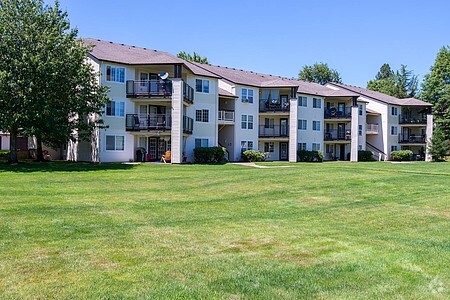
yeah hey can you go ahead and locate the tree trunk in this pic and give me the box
[9,130,18,164]
[35,136,45,162]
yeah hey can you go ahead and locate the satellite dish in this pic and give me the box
[159,72,169,80]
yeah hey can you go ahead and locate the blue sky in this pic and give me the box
[47,0,449,88]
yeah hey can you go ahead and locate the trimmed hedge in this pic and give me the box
[194,147,226,163]
[241,150,265,162]
[390,150,413,161]
[358,150,375,161]
[297,150,323,162]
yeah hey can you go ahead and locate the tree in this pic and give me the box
[367,64,418,98]
[0,0,109,163]
[428,127,449,161]
[177,51,209,64]
[421,46,450,139]
[298,62,342,85]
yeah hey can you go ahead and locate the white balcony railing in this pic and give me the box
[366,123,379,134]
[218,110,235,122]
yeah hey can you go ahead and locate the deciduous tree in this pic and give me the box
[177,51,209,64]
[367,64,418,99]
[298,62,342,85]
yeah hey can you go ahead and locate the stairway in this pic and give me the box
[366,142,388,161]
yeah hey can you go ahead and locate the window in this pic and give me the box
[195,109,209,123]
[106,66,125,83]
[298,119,307,130]
[358,145,363,151]
[264,142,274,152]
[241,140,253,152]
[195,79,210,93]
[241,114,253,129]
[359,125,363,136]
[298,96,307,107]
[312,143,321,151]
[106,135,124,151]
[313,121,321,131]
[391,145,398,152]
[298,143,307,151]
[106,101,125,117]
[313,98,321,108]
[264,118,274,129]
[195,138,208,148]
[391,126,398,135]
[242,88,254,103]
[359,105,363,116]
[391,107,398,116]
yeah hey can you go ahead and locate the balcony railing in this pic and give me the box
[324,129,351,141]
[183,115,194,134]
[126,80,173,98]
[259,125,289,138]
[126,114,171,131]
[399,115,427,125]
[398,134,426,143]
[366,123,379,134]
[218,110,235,122]
[324,107,352,119]
[259,100,290,112]
[183,81,194,104]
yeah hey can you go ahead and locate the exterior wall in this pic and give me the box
[218,125,235,161]
[357,102,367,151]
[289,97,298,162]
[297,94,324,152]
[0,133,10,150]
[387,104,401,156]
[364,97,389,155]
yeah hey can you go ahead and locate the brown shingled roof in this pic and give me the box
[328,83,432,107]
[219,88,238,98]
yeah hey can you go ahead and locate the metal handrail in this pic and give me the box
[324,107,352,118]
[324,129,351,140]
[218,110,235,122]
[259,125,289,137]
[126,80,173,98]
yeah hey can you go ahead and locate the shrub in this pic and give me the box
[358,150,375,161]
[241,150,265,162]
[297,150,323,162]
[0,150,10,159]
[390,150,413,161]
[194,147,226,163]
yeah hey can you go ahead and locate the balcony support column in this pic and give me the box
[350,97,359,162]
[289,97,298,162]
[425,113,433,162]
[171,79,183,164]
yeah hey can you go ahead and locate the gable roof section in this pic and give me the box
[219,88,238,98]
[82,38,219,78]
[327,83,432,107]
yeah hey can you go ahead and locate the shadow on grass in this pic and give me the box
[0,160,138,173]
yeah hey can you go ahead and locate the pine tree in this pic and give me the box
[428,127,449,161]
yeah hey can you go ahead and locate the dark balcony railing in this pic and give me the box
[399,114,427,125]
[398,134,426,143]
[183,115,194,134]
[324,129,351,141]
[183,81,194,104]
[259,125,289,138]
[259,100,290,112]
[126,80,173,98]
[324,107,352,119]
[126,114,171,131]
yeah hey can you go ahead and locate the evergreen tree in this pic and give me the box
[428,127,449,161]
[367,64,418,98]
[177,51,209,64]
[298,62,342,85]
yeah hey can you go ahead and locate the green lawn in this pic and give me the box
[0,161,449,299]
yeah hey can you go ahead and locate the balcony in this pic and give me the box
[218,110,235,124]
[398,134,426,144]
[399,115,427,125]
[126,80,172,98]
[324,107,352,119]
[324,130,351,141]
[259,100,290,113]
[366,123,379,134]
[183,115,194,134]
[259,125,289,138]
[126,114,171,131]
[183,81,194,104]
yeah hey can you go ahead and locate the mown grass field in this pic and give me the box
[0,161,449,299]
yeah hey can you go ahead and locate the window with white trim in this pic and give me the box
[106,101,125,117]
[242,88,254,103]
[195,138,208,148]
[313,121,321,131]
[298,119,307,130]
[106,66,125,83]
[391,107,398,116]
[195,109,209,123]
[313,98,321,108]
[298,143,307,150]
[312,143,321,151]
[106,135,124,151]
[298,96,307,107]
[241,114,253,129]
[195,79,210,93]
[358,145,363,150]
[359,105,363,116]
[241,140,253,152]
[391,126,398,135]
[264,118,274,129]
[359,125,363,136]
[391,145,398,151]
[264,142,274,153]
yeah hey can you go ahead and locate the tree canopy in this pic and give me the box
[367,64,418,99]
[0,0,109,163]
[177,51,209,64]
[298,62,342,85]
[421,46,450,139]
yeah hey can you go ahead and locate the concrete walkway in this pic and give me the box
[232,162,292,169]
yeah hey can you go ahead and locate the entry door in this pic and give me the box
[139,105,148,128]
[148,138,158,161]
[138,73,149,93]
[280,142,288,160]
[340,144,345,160]
[280,118,288,136]
[337,123,345,139]
[149,73,158,93]
[338,103,345,117]
[280,95,289,110]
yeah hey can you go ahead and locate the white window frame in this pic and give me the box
[195,79,210,93]
[359,105,363,116]
[391,107,398,116]
[105,135,125,151]
[242,88,254,103]
[195,109,209,123]
[313,98,321,108]
[298,143,307,151]
[106,66,125,83]
[298,119,307,130]
[195,138,209,148]
[391,145,398,152]
[241,114,254,130]
[264,142,274,153]
[105,101,125,117]
[312,121,321,131]
[391,126,398,136]
[312,143,321,151]
[241,140,254,152]
[264,118,274,129]
[298,96,307,107]
[359,125,363,136]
